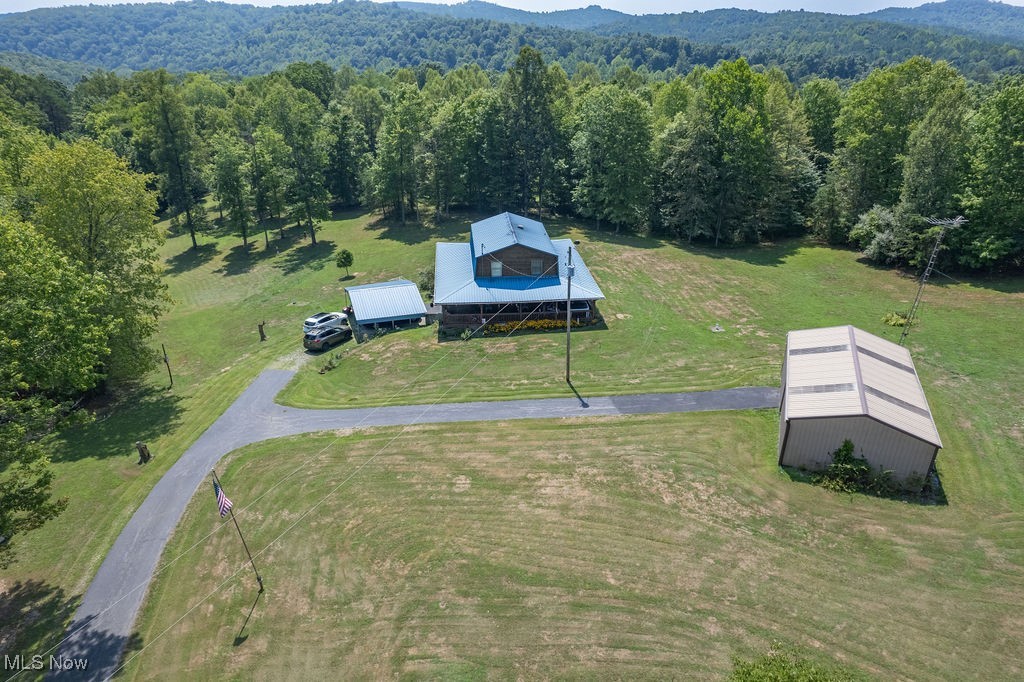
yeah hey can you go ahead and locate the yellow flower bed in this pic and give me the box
[483,318,584,335]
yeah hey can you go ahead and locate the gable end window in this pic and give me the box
[490,260,502,277]
[531,258,543,276]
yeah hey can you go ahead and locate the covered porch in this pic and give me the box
[440,300,594,329]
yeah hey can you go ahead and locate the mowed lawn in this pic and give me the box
[122,413,1021,680]
[2,208,1022,679]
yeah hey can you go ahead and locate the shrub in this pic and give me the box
[813,439,898,496]
[882,310,911,327]
[417,266,434,293]
[319,352,341,373]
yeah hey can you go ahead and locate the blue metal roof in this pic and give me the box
[344,279,427,325]
[433,239,605,305]
[470,212,559,260]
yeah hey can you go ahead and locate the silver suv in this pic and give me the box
[303,311,348,333]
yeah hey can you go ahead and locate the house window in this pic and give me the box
[490,260,502,277]
[531,258,543,275]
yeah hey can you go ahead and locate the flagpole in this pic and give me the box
[211,470,264,593]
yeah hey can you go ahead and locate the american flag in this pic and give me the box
[213,479,233,517]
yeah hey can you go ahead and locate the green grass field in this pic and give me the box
[121,414,1021,680]
[2,209,1022,679]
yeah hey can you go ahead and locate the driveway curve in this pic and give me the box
[55,369,779,680]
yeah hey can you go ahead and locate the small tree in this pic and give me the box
[336,249,354,276]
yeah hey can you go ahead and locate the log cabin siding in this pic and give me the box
[475,244,560,279]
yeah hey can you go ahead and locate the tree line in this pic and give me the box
[1,116,164,566]
[56,50,1024,270]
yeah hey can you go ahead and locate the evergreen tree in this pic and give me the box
[367,83,426,223]
[800,77,841,169]
[659,109,717,243]
[322,104,365,208]
[261,80,329,243]
[502,47,559,215]
[135,69,207,249]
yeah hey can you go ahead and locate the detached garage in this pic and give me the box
[344,279,427,329]
[779,325,942,482]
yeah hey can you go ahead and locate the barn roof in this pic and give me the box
[344,279,427,325]
[783,325,941,447]
[470,212,559,260]
[433,239,604,305]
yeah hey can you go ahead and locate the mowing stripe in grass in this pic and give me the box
[55,368,778,680]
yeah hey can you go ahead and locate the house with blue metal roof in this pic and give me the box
[433,212,605,328]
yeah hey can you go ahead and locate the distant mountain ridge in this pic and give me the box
[0,1,731,77]
[866,0,1024,44]
[399,0,1024,45]
[394,1,629,30]
[0,0,1021,83]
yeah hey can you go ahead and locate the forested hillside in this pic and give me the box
[589,9,1023,81]
[399,0,1024,81]
[395,1,629,29]
[868,0,1024,44]
[0,51,101,87]
[0,0,1022,83]
[0,2,733,78]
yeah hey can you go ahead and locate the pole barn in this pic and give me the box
[778,326,942,486]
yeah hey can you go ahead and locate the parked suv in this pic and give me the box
[303,311,348,333]
[303,325,352,351]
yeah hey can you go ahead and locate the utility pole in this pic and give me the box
[564,241,579,384]
[161,343,173,388]
[900,216,965,347]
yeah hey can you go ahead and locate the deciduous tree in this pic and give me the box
[27,139,166,379]
[0,217,111,567]
[571,85,653,233]
[135,69,207,249]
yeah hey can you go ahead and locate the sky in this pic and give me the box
[4,0,1024,17]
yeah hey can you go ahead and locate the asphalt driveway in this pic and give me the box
[54,370,779,680]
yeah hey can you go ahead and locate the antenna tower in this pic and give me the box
[899,216,966,347]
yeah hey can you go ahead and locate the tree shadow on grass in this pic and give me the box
[50,386,185,463]
[0,579,78,660]
[329,206,368,222]
[163,243,219,276]
[0,581,143,680]
[857,256,1024,295]
[683,236,806,267]
[215,243,275,277]
[56,613,144,681]
[540,215,665,250]
[364,214,468,244]
[275,239,336,276]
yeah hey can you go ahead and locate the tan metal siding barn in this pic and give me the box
[779,326,941,482]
